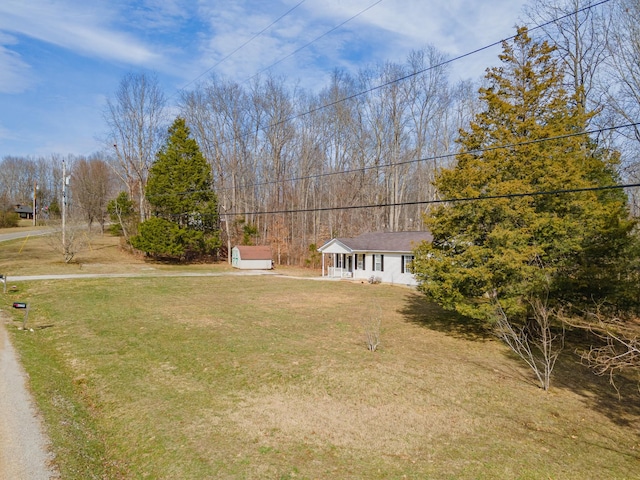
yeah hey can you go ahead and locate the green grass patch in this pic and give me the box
[4,275,640,479]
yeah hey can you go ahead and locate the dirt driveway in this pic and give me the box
[0,312,58,479]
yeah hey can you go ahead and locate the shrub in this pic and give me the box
[0,208,19,228]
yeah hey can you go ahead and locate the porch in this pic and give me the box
[322,252,355,279]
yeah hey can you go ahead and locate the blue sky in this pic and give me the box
[0,0,527,158]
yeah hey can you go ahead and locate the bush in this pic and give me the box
[131,217,185,258]
[0,209,19,228]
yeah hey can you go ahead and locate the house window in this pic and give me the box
[373,254,384,272]
[357,254,364,270]
[402,255,415,273]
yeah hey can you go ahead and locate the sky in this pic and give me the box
[0,0,528,158]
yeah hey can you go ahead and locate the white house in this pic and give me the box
[317,231,432,286]
[231,245,273,270]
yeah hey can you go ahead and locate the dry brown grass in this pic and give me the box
[2,231,640,479]
[0,229,242,276]
[0,227,319,278]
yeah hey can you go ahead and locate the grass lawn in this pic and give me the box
[1,233,639,479]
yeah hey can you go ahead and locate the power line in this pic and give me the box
[145,120,640,201]
[224,121,640,194]
[244,0,384,84]
[174,0,383,99]
[220,182,640,218]
[146,0,626,216]
[214,0,614,149]
[173,0,308,98]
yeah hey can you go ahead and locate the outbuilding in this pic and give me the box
[231,245,273,270]
[13,204,33,220]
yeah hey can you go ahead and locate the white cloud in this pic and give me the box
[0,0,533,156]
[180,0,526,93]
[0,44,33,94]
[0,0,162,66]
[297,0,527,79]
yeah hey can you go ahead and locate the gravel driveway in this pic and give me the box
[0,312,59,479]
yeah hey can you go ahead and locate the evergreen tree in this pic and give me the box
[131,117,221,260]
[412,28,637,389]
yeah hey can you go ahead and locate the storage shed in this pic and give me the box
[231,245,273,270]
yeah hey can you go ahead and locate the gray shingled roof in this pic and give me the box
[14,205,33,214]
[335,231,432,253]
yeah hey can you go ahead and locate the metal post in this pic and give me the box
[12,302,29,329]
[22,304,29,330]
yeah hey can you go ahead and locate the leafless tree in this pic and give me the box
[403,47,457,226]
[0,156,36,204]
[104,72,167,222]
[45,220,86,263]
[361,303,382,352]
[597,0,640,213]
[564,310,640,393]
[72,157,115,232]
[524,0,609,113]
[174,46,459,266]
[494,294,565,391]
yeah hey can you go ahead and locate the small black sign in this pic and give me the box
[13,302,27,309]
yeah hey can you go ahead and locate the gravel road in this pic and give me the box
[0,312,59,479]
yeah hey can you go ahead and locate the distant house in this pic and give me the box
[231,245,273,270]
[317,231,432,286]
[13,204,33,220]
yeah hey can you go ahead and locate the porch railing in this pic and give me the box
[327,267,352,278]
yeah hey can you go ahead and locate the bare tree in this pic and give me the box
[72,157,115,232]
[403,47,456,227]
[524,0,609,113]
[45,222,86,263]
[565,310,640,393]
[253,75,296,263]
[174,47,465,266]
[361,303,382,352]
[597,0,640,214]
[0,156,36,204]
[494,294,564,391]
[104,72,167,222]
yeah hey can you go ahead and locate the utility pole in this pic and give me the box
[62,160,67,249]
[32,181,37,226]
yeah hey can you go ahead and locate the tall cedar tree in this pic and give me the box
[412,28,636,323]
[131,117,221,259]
